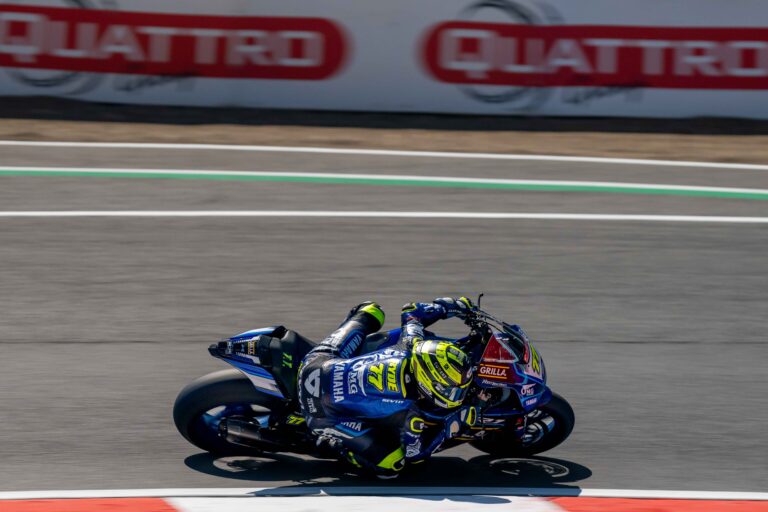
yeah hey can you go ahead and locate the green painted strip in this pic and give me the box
[2,169,768,201]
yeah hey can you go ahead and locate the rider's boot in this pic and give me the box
[341,301,385,332]
[321,302,385,358]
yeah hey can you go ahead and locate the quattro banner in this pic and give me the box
[1,0,767,118]
[424,24,768,89]
[0,5,347,80]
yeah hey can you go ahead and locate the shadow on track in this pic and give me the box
[184,451,591,491]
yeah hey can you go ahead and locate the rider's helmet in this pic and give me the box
[411,340,473,409]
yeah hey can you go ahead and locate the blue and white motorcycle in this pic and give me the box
[173,300,575,461]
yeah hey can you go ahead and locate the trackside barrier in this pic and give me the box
[1,0,767,118]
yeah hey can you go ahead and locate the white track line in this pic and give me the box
[1,487,767,500]
[0,211,766,223]
[1,141,767,171]
[2,166,768,195]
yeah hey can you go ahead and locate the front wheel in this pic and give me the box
[471,392,575,457]
[173,369,282,455]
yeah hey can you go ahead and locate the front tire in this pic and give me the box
[471,392,575,457]
[173,369,281,455]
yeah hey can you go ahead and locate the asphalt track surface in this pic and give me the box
[0,144,766,492]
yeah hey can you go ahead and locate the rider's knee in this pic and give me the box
[348,301,385,333]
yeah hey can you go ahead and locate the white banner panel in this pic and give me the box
[1,0,767,118]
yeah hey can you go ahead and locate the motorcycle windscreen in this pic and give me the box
[481,331,521,364]
[475,332,519,386]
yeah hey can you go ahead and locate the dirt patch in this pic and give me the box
[1,97,767,163]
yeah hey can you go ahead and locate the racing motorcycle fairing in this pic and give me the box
[210,325,316,400]
[175,302,574,463]
[230,326,281,341]
[474,324,550,414]
[212,317,551,421]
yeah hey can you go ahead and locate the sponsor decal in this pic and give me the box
[339,420,363,432]
[0,0,116,94]
[478,378,507,388]
[332,363,345,403]
[286,415,305,425]
[422,0,768,107]
[386,361,400,393]
[422,0,560,108]
[526,342,544,380]
[114,73,194,93]
[0,4,348,81]
[367,362,385,392]
[349,359,367,396]
[347,368,361,395]
[238,354,261,365]
[303,368,321,398]
[478,363,509,380]
[525,397,538,406]
[563,84,642,106]
[520,383,536,396]
[338,332,362,358]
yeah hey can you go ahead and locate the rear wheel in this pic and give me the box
[173,369,282,455]
[471,392,575,457]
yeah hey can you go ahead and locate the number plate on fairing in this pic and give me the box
[524,342,545,381]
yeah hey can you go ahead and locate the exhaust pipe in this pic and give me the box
[219,418,287,450]
[219,418,265,446]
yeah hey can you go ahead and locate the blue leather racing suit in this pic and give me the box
[297,302,468,476]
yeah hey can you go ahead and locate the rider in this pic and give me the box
[297,297,478,478]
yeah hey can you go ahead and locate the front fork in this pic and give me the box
[477,407,555,447]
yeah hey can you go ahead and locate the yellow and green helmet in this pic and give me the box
[411,339,473,408]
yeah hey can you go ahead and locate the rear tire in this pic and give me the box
[173,369,281,455]
[471,392,575,457]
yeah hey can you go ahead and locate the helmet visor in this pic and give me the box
[433,380,469,405]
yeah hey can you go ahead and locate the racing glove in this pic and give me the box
[434,296,476,320]
[400,302,445,326]
[402,406,478,463]
[442,404,478,438]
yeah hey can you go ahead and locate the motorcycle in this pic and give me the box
[173,298,575,465]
